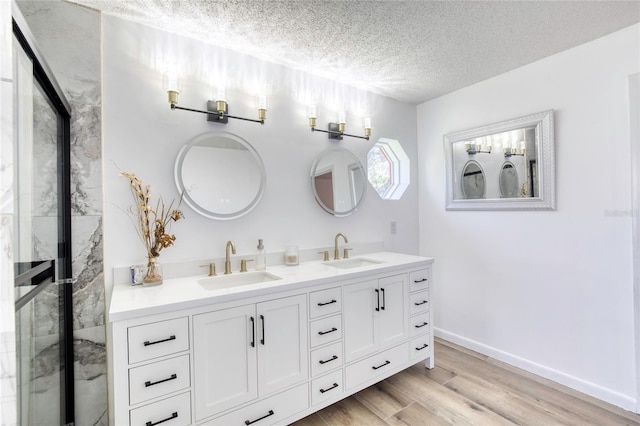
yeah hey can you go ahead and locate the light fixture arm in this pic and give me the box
[311,122,369,141]
[170,103,264,125]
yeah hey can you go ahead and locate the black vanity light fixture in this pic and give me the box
[307,105,371,141]
[164,74,266,125]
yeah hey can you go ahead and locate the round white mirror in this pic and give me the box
[461,160,486,199]
[175,131,266,220]
[310,147,366,217]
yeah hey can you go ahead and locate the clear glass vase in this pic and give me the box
[143,257,163,286]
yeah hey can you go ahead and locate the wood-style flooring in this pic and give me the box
[292,338,640,425]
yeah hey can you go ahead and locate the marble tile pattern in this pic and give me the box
[16,1,106,425]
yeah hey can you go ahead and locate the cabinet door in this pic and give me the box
[193,305,258,420]
[256,294,308,396]
[343,279,379,362]
[378,274,409,349]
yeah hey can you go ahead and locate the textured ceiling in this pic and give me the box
[67,0,640,104]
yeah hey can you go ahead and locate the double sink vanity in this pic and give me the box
[108,247,435,426]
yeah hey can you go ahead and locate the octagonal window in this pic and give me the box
[367,138,410,200]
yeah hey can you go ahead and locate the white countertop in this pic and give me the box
[109,251,434,322]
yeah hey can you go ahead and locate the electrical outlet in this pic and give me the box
[390,221,397,234]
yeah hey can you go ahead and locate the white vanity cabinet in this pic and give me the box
[193,294,307,422]
[343,274,409,363]
[108,252,434,426]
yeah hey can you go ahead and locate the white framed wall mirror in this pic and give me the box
[175,131,266,220]
[444,109,555,210]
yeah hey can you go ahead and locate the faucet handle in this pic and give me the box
[343,248,353,259]
[318,251,330,262]
[240,259,254,273]
[199,263,216,276]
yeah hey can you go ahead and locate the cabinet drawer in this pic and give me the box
[309,287,342,318]
[409,291,429,316]
[129,391,191,426]
[345,343,409,390]
[311,369,344,406]
[410,334,431,359]
[128,317,189,364]
[410,312,430,337]
[129,354,190,405]
[409,269,430,292]
[310,341,343,377]
[203,383,308,426]
[309,315,342,348]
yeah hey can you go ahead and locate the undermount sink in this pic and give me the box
[324,258,384,269]
[198,271,282,290]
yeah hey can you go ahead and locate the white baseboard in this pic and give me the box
[435,327,638,413]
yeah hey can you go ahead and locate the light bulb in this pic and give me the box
[163,72,181,105]
[308,104,317,128]
[257,95,267,121]
[215,87,227,114]
[338,111,346,133]
[364,116,371,138]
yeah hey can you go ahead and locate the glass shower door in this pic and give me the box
[13,17,73,426]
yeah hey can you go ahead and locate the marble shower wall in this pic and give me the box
[16,1,106,425]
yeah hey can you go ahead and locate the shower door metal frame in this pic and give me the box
[12,11,74,425]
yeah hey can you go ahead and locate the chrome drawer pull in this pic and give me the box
[415,322,428,328]
[319,382,339,393]
[145,411,177,426]
[318,327,338,336]
[416,344,429,351]
[145,373,177,387]
[413,278,428,283]
[143,335,176,346]
[372,360,391,370]
[245,409,274,425]
[414,300,428,306]
[319,355,338,365]
[317,299,337,306]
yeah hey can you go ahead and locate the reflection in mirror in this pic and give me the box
[366,138,410,200]
[461,161,485,199]
[311,147,366,217]
[499,162,519,198]
[444,110,555,210]
[175,131,266,220]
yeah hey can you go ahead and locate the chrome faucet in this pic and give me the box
[334,233,349,260]
[224,240,236,274]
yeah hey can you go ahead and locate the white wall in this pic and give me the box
[418,24,640,410]
[102,16,419,297]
